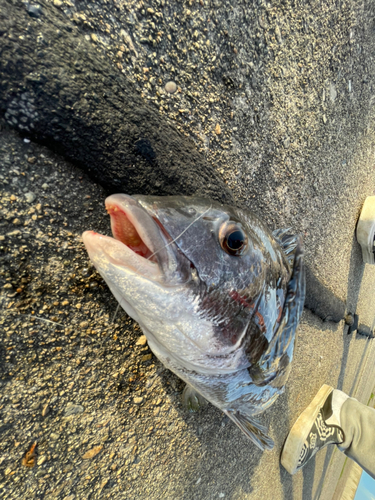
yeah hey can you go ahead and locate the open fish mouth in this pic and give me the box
[82,194,171,280]
[106,194,160,262]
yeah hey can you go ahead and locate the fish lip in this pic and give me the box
[82,230,162,280]
[83,194,171,279]
[105,194,162,260]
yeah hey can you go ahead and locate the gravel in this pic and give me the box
[0,130,240,499]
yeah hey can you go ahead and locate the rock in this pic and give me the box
[165,81,177,94]
[64,403,84,417]
[26,4,43,18]
[136,335,147,346]
[37,455,47,466]
[25,192,36,203]
[329,82,337,103]
[82,445,103,459]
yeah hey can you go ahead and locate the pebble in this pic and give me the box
[42,404,49,417]
[26,4,43,18]
[329,82,337,103]
[136,335,147,346]
[41,183,48,190]
[37,456,47,466]
[165,81,177,94]
[64,403,84,417]
[215,123,221,135]
[50,432,60,440]
[82,445,103,459]
[141,354,152,362]
[25,192,36,203]
[133,397,143,404]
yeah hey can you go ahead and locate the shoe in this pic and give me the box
[281,385,345,474]
[356,196,375,264]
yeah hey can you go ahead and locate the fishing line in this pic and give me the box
[111,303,120,324]
[147,205,212,260]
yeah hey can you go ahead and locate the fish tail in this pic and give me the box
[224,409,274,451]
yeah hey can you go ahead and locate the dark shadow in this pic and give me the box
[279,466,294,500]
[349,336,373,396]
[302,455,316,500]
[336,234,366,391]
[278,384,294,500]
[304,265,346,323]
[357,323,375,339]
[154,368,258,500]
[312,446,337,500]
[345,234,366,315]
[299,234,367,499]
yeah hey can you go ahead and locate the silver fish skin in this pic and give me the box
[82,194,305,450]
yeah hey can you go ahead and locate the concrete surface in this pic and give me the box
[1,0,375,499]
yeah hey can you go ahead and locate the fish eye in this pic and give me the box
[219,222,248,256]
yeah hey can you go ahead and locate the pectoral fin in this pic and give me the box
[182,384,208,412]
[225,409,274,450]
[273,228,299,265]
[249,237,305,387]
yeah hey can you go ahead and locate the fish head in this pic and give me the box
[83,194,289,357]
[132,194,286,292]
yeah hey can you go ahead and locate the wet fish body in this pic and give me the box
[83,194,305,449]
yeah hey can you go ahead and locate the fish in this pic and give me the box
[82,194,305,450]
